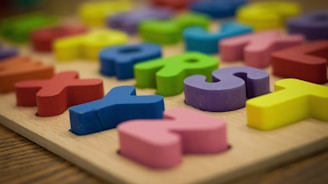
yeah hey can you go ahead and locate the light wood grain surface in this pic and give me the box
[1,123,328,184]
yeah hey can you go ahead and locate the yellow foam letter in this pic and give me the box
[247,78,328,130]
[54,30,128,61]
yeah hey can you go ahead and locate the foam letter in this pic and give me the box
[15,71,104,116]
[191,0,247,18]
[54,30,128,61]
[247,79,328,130]
[0,56,54,93]
[99,43,162,79]
[139,13,210,45]
[134,52,218,96]
[118,107,228,168]
[220,30,304,68]
[272,41,328,84]
[184,66,270,112]
[31,25,88,52]
[107,7,173,34]
[69,86,164,135]
[287,11,328,40]
[183,22,252,54]
[237,2,301,31]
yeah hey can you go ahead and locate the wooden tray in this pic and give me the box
[1,34,328,184]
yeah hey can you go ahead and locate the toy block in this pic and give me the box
[0,44,17,60]
[190,0,247,19]
[184,66,270,112]
[15,71,104,117]
[54,30,128,61]
[118,107,228,169]
[31,25,88,52]
[287,11,328,40]
[183,22,252,54]
[134,52,218,96]
[139,13,210,45]
[79,1,132,26]
[69,86,164,135]
[107,7,173,34]
[272,41,328,84]
[237,2,301,31]
[151,0,192,10]
[247,79,328,130]
[100,43,162,80]
[0,56,54,93]
[220,30,304,68]
[0,13,57,43]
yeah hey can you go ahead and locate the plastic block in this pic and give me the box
[0,44,17,60]
[183,22,252,54]
[151,0,192,10]
[107,7,173,34]
[139,13,210,45]
[118,107,228,169]
[287,11,328,40]
[31,25,88,52]
[0,13,57,42]
[272,41,328,84]
[0,56,54,93]
[69,86,164,135]
[54,30,128,61]
[237,2,301,31]
[247,79,328,130]
[190,0,247,19]
[79,0,132,26]
[184,66,269,112]
[220,30,304,68]
[100,43,162,80]
[134,52,218,96]
[15,71,104,117]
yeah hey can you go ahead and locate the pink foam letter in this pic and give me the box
[118,107,228,169]
[220,30,304,68]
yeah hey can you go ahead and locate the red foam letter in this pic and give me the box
[15,71,104,116]
[272,41,328,84]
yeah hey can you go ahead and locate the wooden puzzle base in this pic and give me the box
[1,41,328,183]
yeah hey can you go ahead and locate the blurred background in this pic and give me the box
[0,0,327,17]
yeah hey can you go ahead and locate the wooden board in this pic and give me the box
[1,29,328,184]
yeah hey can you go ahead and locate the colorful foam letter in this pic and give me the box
[15,71,104,117]
[0,56,54,93]
[191,0,247,18]
[118,107,228,168]
[107,7,173,34]
[151,0,192,10]
[220,30,304,68]
[237,2,301,31]
[0,44,17,60]
[0,13,57,42]
[54,30,128,61]
[134,52,218,96]
[100,43,162,79]
[139,13,210,45]
[287,11,328,40]
[247,79,328,130]
[183,22,252,54]
[69,86,164,135]
[31,25,88,52]
[184,66,270,112]
[79,1,132,26]
[272,41,328,84]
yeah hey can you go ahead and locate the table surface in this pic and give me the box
[1,124,328,184]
